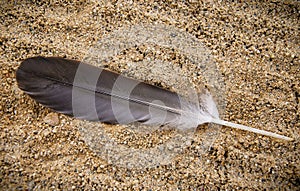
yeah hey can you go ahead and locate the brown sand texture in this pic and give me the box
[1,0,299,190]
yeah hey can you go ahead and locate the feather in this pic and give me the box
[16,56,292,141]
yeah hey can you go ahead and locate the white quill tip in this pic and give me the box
[211,118,293,141]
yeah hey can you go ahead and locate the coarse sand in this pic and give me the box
[1,0,299,190]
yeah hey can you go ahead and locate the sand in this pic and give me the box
[1,0,299,190]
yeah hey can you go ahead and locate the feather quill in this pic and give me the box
[16,56,292,141]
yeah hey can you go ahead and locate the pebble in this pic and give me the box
[43,112,60,126]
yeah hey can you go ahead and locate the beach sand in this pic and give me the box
[1,0,299,190]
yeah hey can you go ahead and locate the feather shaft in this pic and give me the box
[211,118,293,141]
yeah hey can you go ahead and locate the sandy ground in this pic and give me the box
[1,0,299,190]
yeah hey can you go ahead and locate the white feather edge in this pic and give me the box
[165,90,292,141]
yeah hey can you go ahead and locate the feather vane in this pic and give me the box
[16,56,292,141]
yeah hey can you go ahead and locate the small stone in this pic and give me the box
[44,113,60,126]
[43,129,51,137]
